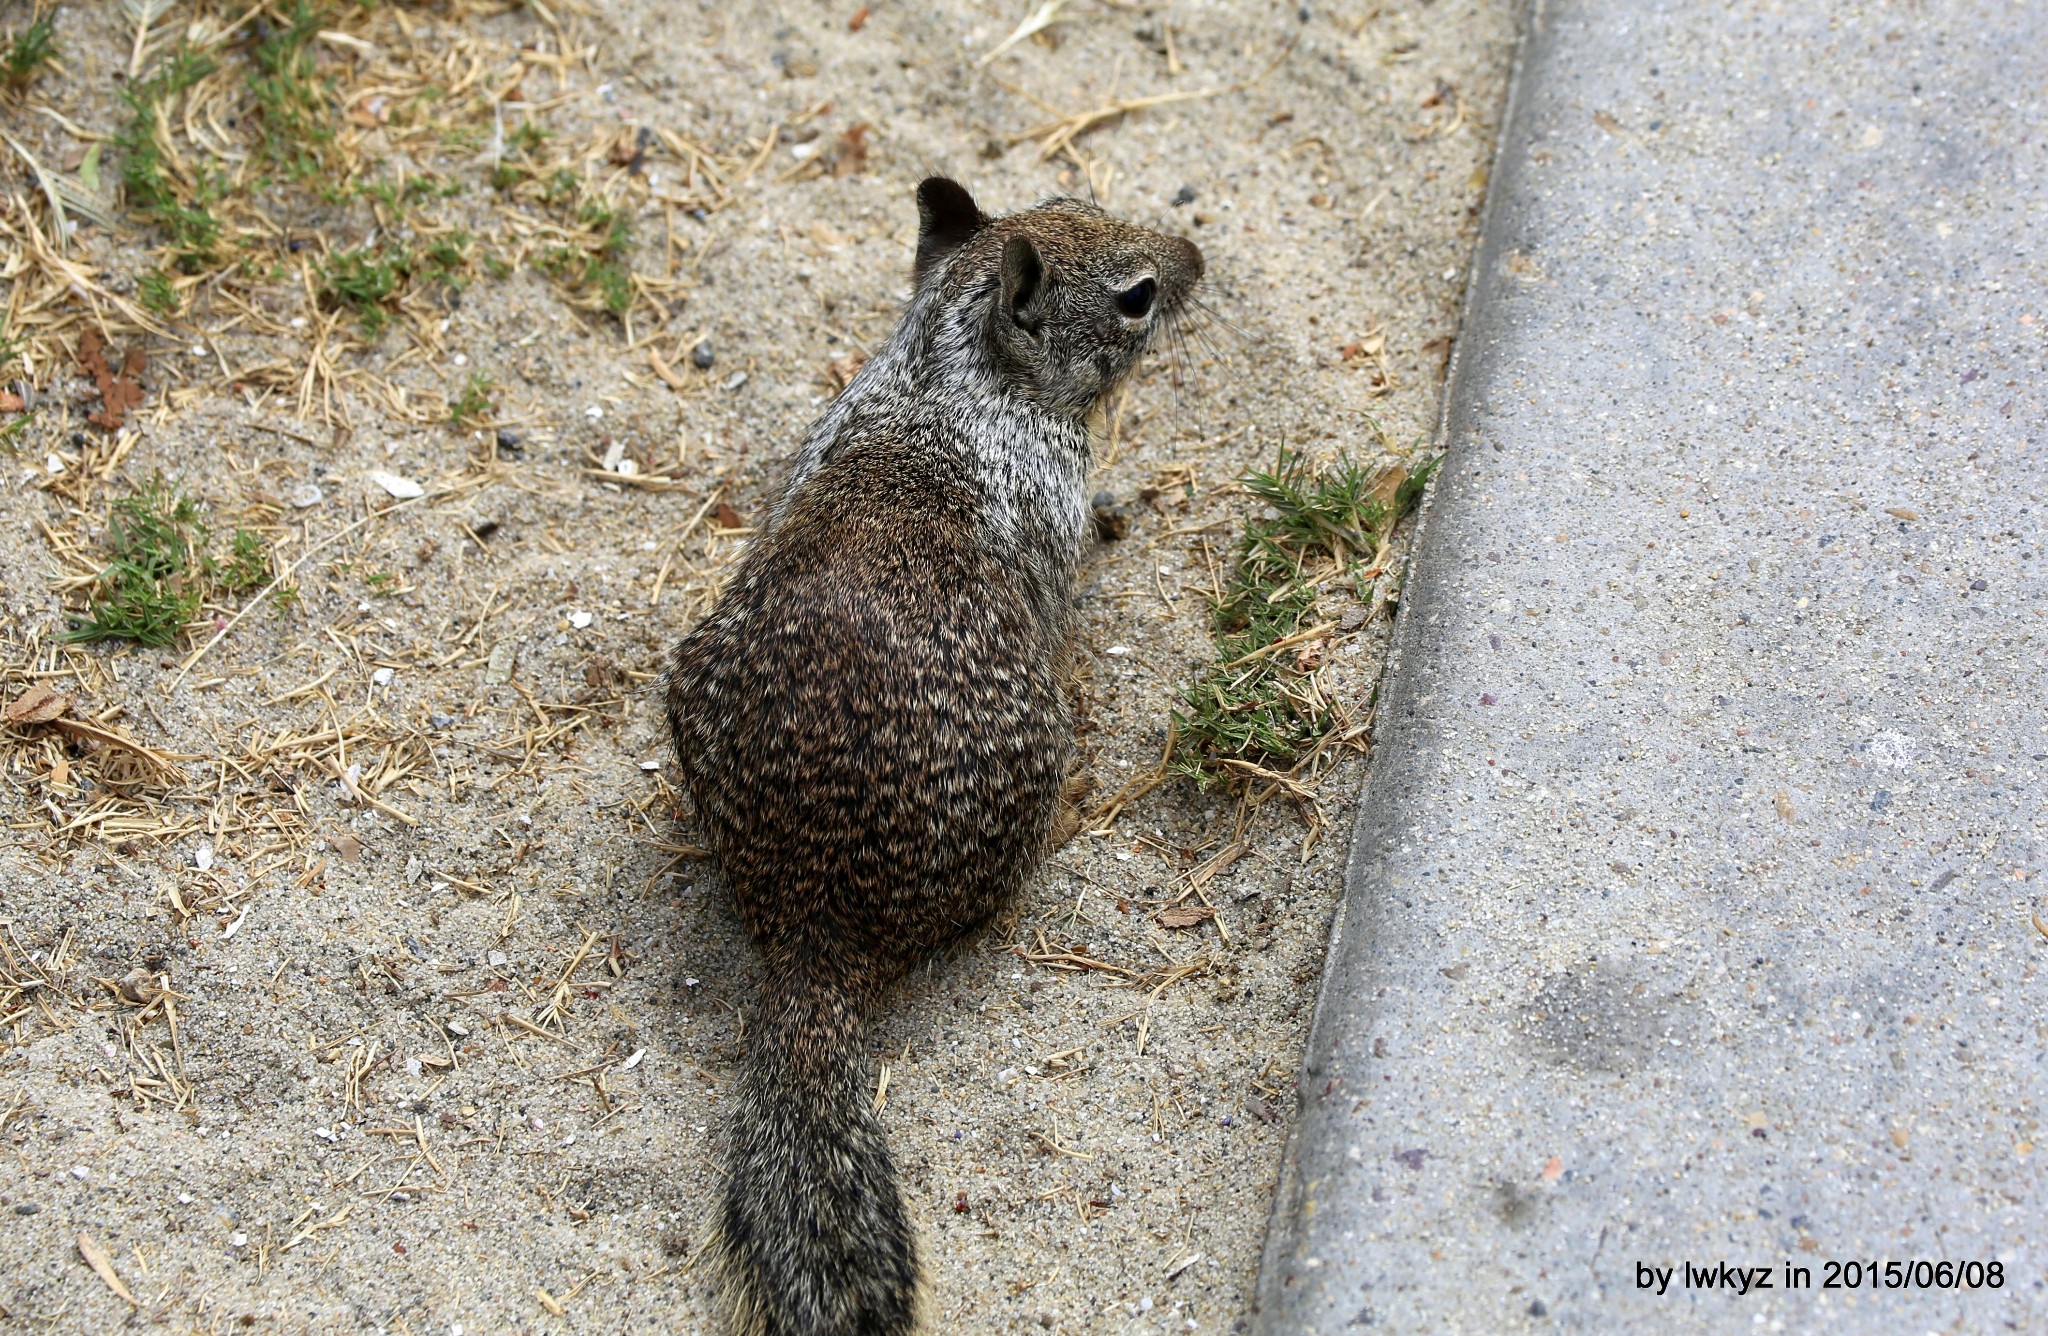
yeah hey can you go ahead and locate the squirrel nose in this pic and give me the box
[1175,237,1205,285]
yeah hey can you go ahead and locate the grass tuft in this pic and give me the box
[417,231,471,288]
[67,482,207,646]
[2,14,58,91]
[137,269,180,315]
[218,527,272,593]
[450,371,494,428]
[1170,448,1439,784]
[248,0,335,180]
[539,198,634,315]
[66,483,276,645]
[115,45,222,271]
[320,245,410,335]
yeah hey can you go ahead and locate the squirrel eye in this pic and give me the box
[1115,277,1156,318]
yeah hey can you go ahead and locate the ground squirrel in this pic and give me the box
[665,177,1203,1335]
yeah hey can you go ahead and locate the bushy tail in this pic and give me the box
[715,967,920,1336]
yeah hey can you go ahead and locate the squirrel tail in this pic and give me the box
[715,964,921,1336]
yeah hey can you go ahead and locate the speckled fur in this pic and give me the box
[665,178,1201,1336]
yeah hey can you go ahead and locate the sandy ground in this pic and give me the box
[0,1,1513,1330]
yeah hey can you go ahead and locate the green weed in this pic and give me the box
[320,245,410,335]
[488,123,550,192]
[1170,448,1439,784]
[68,486,279,644]
[541,168,579,205]
[66,482,207,646]
[137,269,180,315]
[217,527,271,593]
[363,173,461,218]
[510,120,549,154]
[449,371,494,428]
[418,231,471,287]
[248,0,334,180]
[538,198,634,314]
[2,14,57,91]
[116,46,222,270]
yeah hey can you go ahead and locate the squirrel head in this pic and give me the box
[912,177,1204,416]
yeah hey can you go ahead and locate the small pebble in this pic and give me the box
[724,371,749,391]
[370,471,424,500]
[568,611,594,629]
[494,428,523,453]
[371,667,395,687]
[691,340,715,370]
[193,844,213,871]
[290,483,323,509]
[14,1203,37,1215]
[430,712,455,729]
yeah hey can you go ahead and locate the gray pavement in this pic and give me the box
[1253,1,2048,1331]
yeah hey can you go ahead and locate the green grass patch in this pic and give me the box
[487,122,551,192]
[137,269,180,315]
[362,172,463,219]
[67,482,207,646]
[510,120,549,154]
[319,244,410,335]
[218,527,272,593]
[319,232,473,334]
[115,45,222,271]
[417,231,471,287]
[2,14,58,90]
[248,0,335,181]
[449,371,494,428]
[1169,448,1438,785]
[538,197,634,315]
[67,483,277,646]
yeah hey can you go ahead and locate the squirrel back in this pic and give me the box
[666,177,1202,1335]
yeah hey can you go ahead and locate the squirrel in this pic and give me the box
[664,177,1203,1335]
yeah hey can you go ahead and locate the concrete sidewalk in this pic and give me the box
[1255,1,2047,1331]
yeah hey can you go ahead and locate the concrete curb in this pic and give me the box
[1253,1,2048,1330]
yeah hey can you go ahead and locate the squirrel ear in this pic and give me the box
[1000,234,1045,330]
[914,177,985,285]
